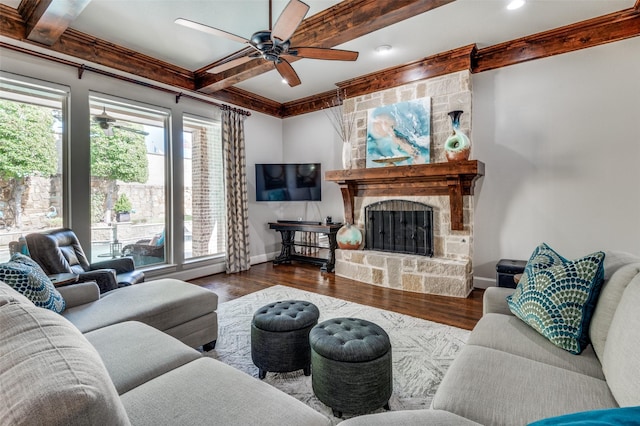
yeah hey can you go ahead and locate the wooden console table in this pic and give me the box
[269,221,343,272]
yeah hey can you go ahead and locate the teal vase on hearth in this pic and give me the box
[336,223,363,250]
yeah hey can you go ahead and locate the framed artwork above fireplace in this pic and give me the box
[366,97,431,168]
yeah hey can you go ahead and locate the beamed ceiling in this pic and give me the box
[1,0,639,118]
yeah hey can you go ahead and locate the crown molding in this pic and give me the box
[2,4,639,119]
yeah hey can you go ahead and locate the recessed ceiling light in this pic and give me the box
[374,45,393,54]
[507,0,525,10]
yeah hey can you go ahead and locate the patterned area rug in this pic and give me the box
[203,285,469,424]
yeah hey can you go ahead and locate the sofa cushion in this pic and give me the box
[507,243,605,354]
[0,253,65,313]
[120,357,331,426]
[85,321,202,394]
[432,345,618,426]
[590,262,640,361]
[62,278,217,335]
[528,406,640,425]
[482,286,516,316]
[468,313,604,379]
[338,409,482,426]
[0,280,33,306]
[601,273,640,407]
[0,291,130,426]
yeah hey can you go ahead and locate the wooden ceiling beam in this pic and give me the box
[18,0,92,46]
[281,89,339,118]
[337,44,476,99]
[474,8,640,73]
[194,0,455,93]
[214,87,283,117]
[2,3,639,119]
[0,4,279,117]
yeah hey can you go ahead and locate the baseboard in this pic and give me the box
[160,263,226,281]
[251,252,277,265]
[473,276,496,289]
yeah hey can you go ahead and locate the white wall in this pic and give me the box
[282,110,344,222]
[248,109,345,263]
[244,111,284,263]
[472,36,640,284]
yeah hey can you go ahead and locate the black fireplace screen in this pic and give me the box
[365,200,433,256]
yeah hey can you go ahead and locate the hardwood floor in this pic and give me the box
[189,262,484,330]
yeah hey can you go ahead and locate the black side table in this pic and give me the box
[48,273,79,287]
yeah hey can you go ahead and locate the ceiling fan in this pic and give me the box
[175,0,359,87]
[93,107,149,136]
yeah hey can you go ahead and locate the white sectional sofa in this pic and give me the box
[341,251,640,425]
[0,280,331,425]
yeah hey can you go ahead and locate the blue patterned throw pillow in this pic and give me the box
[0,253,65,313]
[506,243,605,354]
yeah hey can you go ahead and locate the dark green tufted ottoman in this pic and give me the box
[310,317,392,418]
[251,300,320,379]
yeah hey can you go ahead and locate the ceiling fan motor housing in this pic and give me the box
[251,31,290,61]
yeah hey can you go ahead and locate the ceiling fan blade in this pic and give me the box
[288,47,359,61]
[271,0,309,42]
[275,59,301,87]
[175,18,249,44]
[209,55,256,73]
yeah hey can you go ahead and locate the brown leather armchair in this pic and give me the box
[26,228,145,293]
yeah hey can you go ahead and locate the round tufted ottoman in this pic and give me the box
[251,300,320,379]
[310,317,392,418]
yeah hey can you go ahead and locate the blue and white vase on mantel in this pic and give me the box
[444,110,471,162]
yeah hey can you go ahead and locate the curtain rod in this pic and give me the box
[1,42,251,117]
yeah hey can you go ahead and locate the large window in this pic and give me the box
[183,114,225,260]
[0,74,68,262]
[89,95,169,267]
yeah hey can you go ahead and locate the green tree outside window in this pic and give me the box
[0,100,57,228]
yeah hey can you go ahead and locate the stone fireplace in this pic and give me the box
[326,162,482,298]
[325,70,483,298]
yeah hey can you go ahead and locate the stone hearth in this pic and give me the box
[334,193,475,298]
[335,250,472,297]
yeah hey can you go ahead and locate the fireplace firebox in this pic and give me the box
[365,200,433,256]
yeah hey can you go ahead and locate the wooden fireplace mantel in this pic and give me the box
[324,160,485,231]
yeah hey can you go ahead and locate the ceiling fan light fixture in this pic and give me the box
[374,44,393,54]
[507,0,525,10]
[281,78,288,84]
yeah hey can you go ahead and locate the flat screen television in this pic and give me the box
[255,163,321,202]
